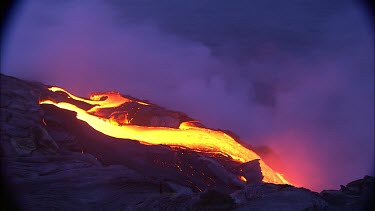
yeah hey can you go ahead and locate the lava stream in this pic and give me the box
[40,87,289,185]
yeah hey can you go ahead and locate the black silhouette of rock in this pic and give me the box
[1,73,374,210]
[321,175,374,210]
[193,189,236,210]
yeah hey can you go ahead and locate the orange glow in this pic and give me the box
[240,176,247,182]
[276,173,289,184]
[40,87,289,185]
[48,86,149,113]
[42,118,47,125]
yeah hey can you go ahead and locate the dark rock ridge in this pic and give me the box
[1,73,373,210]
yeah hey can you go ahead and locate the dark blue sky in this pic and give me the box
[1,0,373,191]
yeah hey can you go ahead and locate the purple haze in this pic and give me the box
[1,0,373,191]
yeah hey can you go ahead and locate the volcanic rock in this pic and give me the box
[237,159,264,184]
[1,73,374,210]
[320,175,374,210]
[232,183,332,210]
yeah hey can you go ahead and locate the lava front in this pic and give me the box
[40,86,289,185]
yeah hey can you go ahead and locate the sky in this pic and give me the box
[1,0,374,191]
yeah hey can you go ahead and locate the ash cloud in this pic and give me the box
[1,0,373,191]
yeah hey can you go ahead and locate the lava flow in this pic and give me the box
[39,87,289,185]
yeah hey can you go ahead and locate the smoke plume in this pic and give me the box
[2,0,373,191]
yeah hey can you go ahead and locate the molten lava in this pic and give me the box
[40,87,289,185]
[240,176,247,182]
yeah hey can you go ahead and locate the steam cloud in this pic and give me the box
[2,0,373,191]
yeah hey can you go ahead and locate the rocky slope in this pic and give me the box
[1,73,373,210]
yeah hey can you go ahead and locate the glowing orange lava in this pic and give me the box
[40,87,289,184]
[42,118,47,125]
[240,176,247,182]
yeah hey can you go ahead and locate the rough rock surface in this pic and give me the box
[320,176,374,210]
[1,74,374,210]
